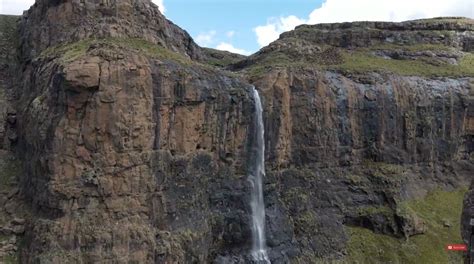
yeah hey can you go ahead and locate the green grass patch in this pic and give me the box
[241,42,474,79]
[371,43,456,52]
[346,188,468,264]
[39,37,196,66]
[362,161,406,175]
[39,40,90,63]
[38,37,244,79]
[336,50,474,77]
[2,254,18,264]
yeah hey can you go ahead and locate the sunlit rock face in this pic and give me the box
[0,1,473,262]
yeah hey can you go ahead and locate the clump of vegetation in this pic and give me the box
[155,228,204,262]
[282,187,310,206]
[38,39,87,62]
[2,255,18,264]
[362,161,406,175]
[294,210,319,234]
[346,188,468,263]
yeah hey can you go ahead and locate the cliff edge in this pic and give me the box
[0,1,473,263]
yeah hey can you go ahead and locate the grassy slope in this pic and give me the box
[243,43,474,79]
[337,49,474,77]
[39,37,244,75]
[347,189,467,264]
[40,37,195,64]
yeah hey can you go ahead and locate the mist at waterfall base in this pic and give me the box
[248,87,271,263]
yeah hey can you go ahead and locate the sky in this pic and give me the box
[1,0,473,55]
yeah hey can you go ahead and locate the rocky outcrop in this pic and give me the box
[19,0,203,61]
[254,68,472,261]
[15,39,258,262]
[1,1,473,263]
[0,15,29,263]
[237,17,473,262]
[12,1,258,260]
[282,17,474,51]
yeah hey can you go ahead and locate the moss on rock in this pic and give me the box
[336,49,474,77]
[346,189,467,264]
[40,37,195,65]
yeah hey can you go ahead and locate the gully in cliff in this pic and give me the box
[248,86,270,263]
[2,0,473,262]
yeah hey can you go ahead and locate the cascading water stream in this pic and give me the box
[249,86,270,263]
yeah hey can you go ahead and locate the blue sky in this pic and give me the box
[1,0,473,55]
[164,0,321,54]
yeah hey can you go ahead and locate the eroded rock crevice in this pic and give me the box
[0,1,473,263]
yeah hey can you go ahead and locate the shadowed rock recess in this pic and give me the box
[0,0,472,263]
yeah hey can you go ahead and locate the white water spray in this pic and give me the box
[249,86,270,263]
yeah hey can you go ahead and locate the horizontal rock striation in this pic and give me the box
[282,17,474,51]
[234,17,474,262]
[254,68,473,261]
[16,44,257,262]
[1,1,473,263]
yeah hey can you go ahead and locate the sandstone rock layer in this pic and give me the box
[0,1,472,263]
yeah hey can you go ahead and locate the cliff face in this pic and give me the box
[245,18,473,262]
[0,1,473,263]
[0,15,30,263]
[11,1,270,262]
[252,69,472,262]
[462,181,474,260]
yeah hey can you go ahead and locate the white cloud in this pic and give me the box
[226,31,236,38]
[254,15,306,47]
[254,0,474,48]
[0,0,165,15]
[195,30,217,46]
[152,0,165,14]
[307,0,473,24]
[0,0,34,15]
[216,42,250,55]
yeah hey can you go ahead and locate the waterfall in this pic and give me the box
[249,86,270,263]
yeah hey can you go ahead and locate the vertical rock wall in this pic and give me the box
[3,1,473,262]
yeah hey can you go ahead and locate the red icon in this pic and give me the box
[445,244,467,251]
